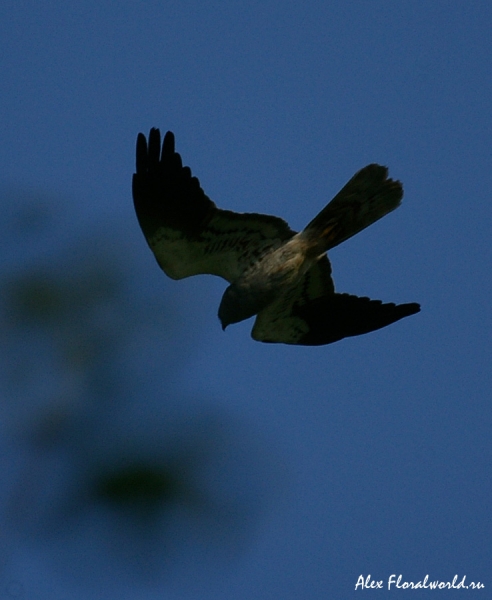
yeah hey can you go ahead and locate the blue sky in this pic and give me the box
[1,1,491,598]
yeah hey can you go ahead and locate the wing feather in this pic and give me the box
[252,257,420,345]
[132,129,295,282]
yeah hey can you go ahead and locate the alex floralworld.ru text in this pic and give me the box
[355,574,484,590]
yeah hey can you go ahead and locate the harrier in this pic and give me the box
[133,129,419,345]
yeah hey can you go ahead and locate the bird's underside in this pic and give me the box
[132,128,420,345]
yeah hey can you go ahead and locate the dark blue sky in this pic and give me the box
[1,1,491,598]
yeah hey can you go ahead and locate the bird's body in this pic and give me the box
[133,129,420,345]
[218,234,317,326]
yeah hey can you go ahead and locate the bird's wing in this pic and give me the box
[252,257,420,345]
[132,129,295,282]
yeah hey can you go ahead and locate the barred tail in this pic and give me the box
[302,164,403,252]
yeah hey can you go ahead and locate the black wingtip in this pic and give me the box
[135,132,148,173]
[135,129,176,172]
[400,302,421,317]
[162,131,175,155]
[147,128,162,169]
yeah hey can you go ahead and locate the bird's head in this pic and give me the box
[218,283,266,330]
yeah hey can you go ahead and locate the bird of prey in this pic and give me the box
[133,129,419,345]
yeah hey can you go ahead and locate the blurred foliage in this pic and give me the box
[5,265,119,326]
[7,270,67,324]
[94,461,186,508]
[3,261,122,372]
[0,190,268,589]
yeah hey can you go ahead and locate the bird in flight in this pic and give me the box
[132,129,419,345]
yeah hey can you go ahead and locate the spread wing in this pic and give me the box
[132,129,295,282]
[252,257,420,345]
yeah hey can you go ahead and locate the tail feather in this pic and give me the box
[302,164,403,252]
